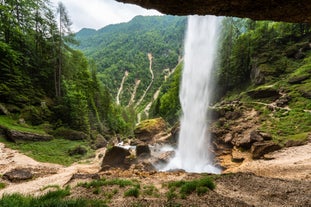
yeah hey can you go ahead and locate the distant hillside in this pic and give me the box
[75,15,186,109]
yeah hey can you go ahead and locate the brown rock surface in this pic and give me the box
[134,118,167,143]
[101,146,131,170]
[116,0,311,23]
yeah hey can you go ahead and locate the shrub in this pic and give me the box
[0,182,6,189]
[124,187,140,198]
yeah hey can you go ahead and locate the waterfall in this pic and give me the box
[163,15,222,173]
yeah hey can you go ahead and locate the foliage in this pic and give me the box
[216,17,311,97]
[0,0,118,136]
[124,187,140,198]
[75,16,186,108]
[150,63,182,123]
[166,176,215,199]
[0,182,6,189]
[0,115,47,135]
[78,177,140,189]
[0,187,107,207]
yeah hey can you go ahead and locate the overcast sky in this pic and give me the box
[50,0,162,32]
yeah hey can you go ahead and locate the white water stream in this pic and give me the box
[163,15,222,173]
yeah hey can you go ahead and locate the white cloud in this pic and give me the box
[50,0,162,32]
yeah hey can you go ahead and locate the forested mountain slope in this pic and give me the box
[75,15,186,109]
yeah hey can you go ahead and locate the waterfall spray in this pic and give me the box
[163,15,222,173]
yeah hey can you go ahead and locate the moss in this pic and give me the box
[166,176,215,199]
[124,187,140,198]
[0,182,6,189]
[0,115,47,135]
[0,136,93,166]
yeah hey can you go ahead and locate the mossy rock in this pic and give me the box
[53,127,88,140]
[288,74,310,84]
[247,85,280,99]
[134,118,167,142]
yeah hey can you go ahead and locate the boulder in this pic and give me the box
[285,140,306,148]
[68,146,87,156]
[247,87,280,99]
[5,129,53,142]
[250,65,265,85]
[54,128,88,140]
[275,95,291,107]
[134,118,167,143]
[3,168,33,182]
[231,147,245,162]
[251,141,281,159]
[101,146,131,170]
[169,123,180,144]
[258,132,273,140]
[0,103,10,115]
[223,133,233,144]
[93,134,108,149]
[136,144,151,158]
[300,89,311,99]
[288,75,310,84]
[249,130,264,143]
[234,130,263,149]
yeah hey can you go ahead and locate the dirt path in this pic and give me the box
[225,142,311,181]
[1,141,311,206]
[116,70,129,105]
[0,143,104,197]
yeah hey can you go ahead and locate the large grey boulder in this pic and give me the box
[3,168,33,182]
[4,128,53,142]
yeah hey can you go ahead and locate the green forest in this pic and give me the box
[75,15,186,109]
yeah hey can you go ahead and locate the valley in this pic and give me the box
[0,1,311,206]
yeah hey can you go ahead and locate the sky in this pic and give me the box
[50,0,162,32]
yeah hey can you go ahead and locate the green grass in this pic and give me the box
[79,177,140,189]
[260,108,311,144]
[0,187,108,207]
[124,187,140,198]
[0,182,6,189]
[0,115,46,135]
[166,176,215,199]
[0,136,93,166]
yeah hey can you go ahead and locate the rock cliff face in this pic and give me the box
[116,0,311,23]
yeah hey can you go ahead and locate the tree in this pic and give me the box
[55,1,74,97]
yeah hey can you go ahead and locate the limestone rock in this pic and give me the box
[93,134,108,149]
[231,147,245,162]
[68,146,87,156]
[5,129,53,142]
[134,118,167,143]
[300,89,311,99]
[288,75,310,84]
[258,132,273,140]
[116,0,311,23]
[136,144,151,158]
[285,140,306,148]
[3,168,33,182]
[251,141,281,159]
[247,87,280,99]
[250,65,265,85]
[101,146,131,170]
[233,130,264,149]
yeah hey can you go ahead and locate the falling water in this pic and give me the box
[163,15,222,173]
